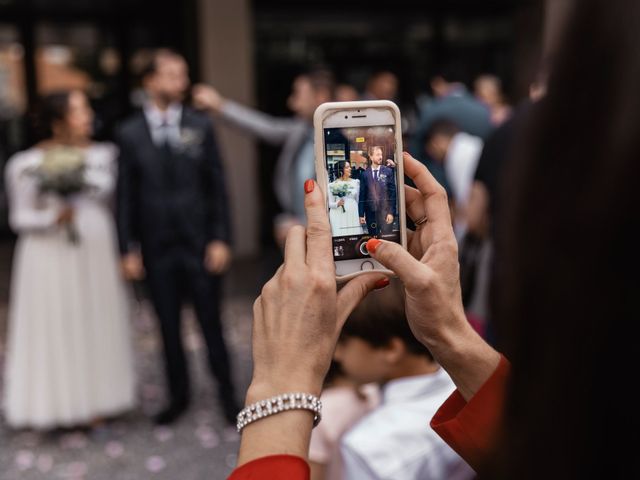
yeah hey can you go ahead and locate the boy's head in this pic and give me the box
[334,281,435,384]
[423,119,460,164]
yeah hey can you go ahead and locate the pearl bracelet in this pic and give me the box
[236,392,322,433]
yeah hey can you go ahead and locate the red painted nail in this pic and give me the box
[374,277,390,290]
[366,238,381,254]
[304,179,314,194]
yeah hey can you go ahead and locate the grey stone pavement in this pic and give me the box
[0,241,280,480]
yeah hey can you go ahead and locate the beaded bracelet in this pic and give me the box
[236,392,322,433]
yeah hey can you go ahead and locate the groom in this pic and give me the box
[359,146,397,237]
[116,49,238,425]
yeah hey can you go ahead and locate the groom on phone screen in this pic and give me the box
[359,145,396,237]
[116,49,238,425]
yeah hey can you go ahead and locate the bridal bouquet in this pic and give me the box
[330,183,351,213]
[32,146,87,244]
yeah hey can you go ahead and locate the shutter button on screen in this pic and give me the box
[361,261,374,271]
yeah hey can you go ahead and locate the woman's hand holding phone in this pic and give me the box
[239,179,387,466]
[365,153,501,401]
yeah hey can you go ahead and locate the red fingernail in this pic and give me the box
[374,277,390,290]
[304,179,314,194]
[366,238,381,254]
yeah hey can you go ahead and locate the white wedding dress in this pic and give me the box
[2,144,136,429]
[328,178,364,236]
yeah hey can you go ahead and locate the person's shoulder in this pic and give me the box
[5,148,42,179]
[87,142,118,162]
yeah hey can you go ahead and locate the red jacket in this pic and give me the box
[229,356,510,479]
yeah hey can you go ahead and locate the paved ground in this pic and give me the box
[0,241,279,480]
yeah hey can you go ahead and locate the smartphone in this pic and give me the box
[314,100,407,281]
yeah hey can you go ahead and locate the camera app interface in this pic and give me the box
[324,125,401,261]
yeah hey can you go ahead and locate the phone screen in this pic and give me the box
[324,125,402,261]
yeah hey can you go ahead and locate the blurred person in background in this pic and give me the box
[422,119,483,241]
[3,90,135,429]
[464,69,548,341]
[362,71,398,101]
[411,63,492,158]
[192,69,334,247]
[473,74,512,127]
[335,83,360,102]
[116,49,237,426]
[308,360,379,480]
[335,282,474,480]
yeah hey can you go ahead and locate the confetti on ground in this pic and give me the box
[145,455,166,473]
[104,441,124,459]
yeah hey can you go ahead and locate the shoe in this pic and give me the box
[153,402,189,425]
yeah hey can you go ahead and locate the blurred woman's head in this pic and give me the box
[492,0,640,477]
[37,90,94,142]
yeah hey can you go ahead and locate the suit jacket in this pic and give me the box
[358,166,397,218]
[116,107,231,257]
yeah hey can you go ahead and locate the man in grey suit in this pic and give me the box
[192,69,334,246]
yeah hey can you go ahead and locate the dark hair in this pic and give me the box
[341,281,433,360]
[139,48,185,81]
[299,68,336,98]
[434,61,469,85]
[336,160,351,178]
[424,119,460,144]
[490,0,640,477]
[34,90,73,139]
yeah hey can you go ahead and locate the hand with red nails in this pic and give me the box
[238,178,386,467]
[365,153,500,402]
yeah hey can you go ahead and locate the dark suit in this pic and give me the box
[116,107,234,407]
[358,165,397,236]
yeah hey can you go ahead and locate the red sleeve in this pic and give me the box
[430,355,510,471]
[228,455,309,480]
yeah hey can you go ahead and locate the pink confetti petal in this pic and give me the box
[153,426,174,443]
[145,455,166,473]
[200,436,220,449]
[15,450,35,471]
[195,425,218,442]
[105,441,124,458]
[56,461,88,478]
[59,432,88,450]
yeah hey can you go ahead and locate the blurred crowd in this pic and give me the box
[1,39,533,480]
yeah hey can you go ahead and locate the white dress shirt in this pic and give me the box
[143,102,183,147]
[444,132,484,240]
[340,368,475,480]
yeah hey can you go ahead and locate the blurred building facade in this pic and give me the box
[0,0,543,256]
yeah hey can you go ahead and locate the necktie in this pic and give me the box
[374,170,379,181]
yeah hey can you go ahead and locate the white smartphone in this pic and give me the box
[314,100,407,282]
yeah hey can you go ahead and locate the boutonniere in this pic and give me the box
[379,173,387,180]
[178,127,204,149]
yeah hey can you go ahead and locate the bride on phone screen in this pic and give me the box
[328,161,364,236]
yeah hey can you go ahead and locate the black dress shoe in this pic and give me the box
[153,402,189,425]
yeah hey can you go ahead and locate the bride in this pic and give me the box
[2,90,135,429]
[328,161,364,236]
